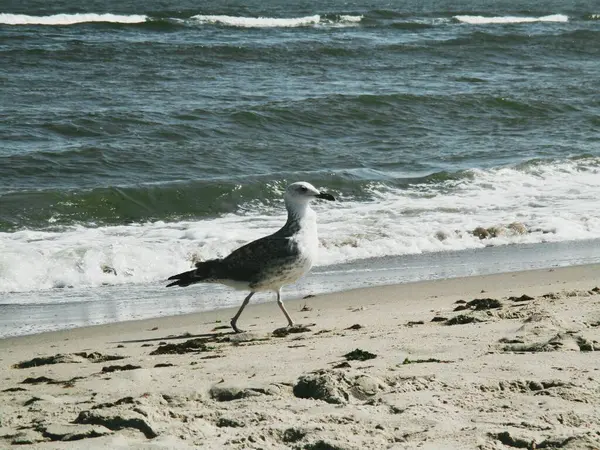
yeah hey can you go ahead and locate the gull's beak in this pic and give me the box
[316,192,335,201]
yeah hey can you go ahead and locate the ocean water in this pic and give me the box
[1,0,599,337]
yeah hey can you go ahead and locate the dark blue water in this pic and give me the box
[2,1,599,228]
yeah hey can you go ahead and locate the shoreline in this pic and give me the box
[4,237,600,339]
[0,263,600,342]
[0,264,599,448]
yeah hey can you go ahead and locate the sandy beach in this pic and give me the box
[1,264,599,449]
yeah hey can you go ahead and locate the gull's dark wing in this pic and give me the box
[215,234,300,283]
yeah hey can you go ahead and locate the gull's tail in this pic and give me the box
[166,259,221,287]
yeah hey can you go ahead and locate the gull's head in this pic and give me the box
[284,181,335,208]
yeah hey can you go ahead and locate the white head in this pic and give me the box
[284,181,335,210]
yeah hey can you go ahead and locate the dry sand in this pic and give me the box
[0,264,599,449]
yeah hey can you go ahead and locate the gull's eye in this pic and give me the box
[300,186,308,192]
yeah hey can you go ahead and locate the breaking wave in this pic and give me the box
[2,157,600,293]
[454,14,568,24]
[190,14,363,28]
[0,13,147,26]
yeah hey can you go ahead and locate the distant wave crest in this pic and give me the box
[454,14,568,24]
[1,11,575,28]
[0,13,147,26]
[190,14,362,28]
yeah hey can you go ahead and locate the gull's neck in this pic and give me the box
[280,199,314,235]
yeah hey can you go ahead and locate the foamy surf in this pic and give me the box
[190,14,362,28]
[0,13,148,26]
[2,157,600,295]
[454,14,568,24]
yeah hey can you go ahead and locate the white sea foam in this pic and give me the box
[190,14,362,28]
[191,14,320,28]
[0,13,147,26]
[337,15,363,24]
[454,14,568,24]
[2,158,600,295]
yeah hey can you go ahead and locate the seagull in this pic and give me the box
[166,181,335,333]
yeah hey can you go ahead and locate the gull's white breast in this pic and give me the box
[255,207,318,292]
[294,206,319,266]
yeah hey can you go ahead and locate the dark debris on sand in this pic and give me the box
[453,297,502,312]
[466,298,503,310]
[21,376,55,384]
[91,396,136,410]
[402,357,453,364]
[431,316,447,322]
[74,409,158,439]
[332,361,351,369]
[40,423,112,442]
[273,324,313,337]
[343,349,377,361]
[149,338,213,355]
[13,352,125,369]
[2,387,27,392]
[453,305,469,311]
[101,364,142,373]
[445,315,481,326]
[303,440,348,450]
[507,294,535,302]
[21,376,85,387]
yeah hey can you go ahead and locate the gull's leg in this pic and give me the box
[231,291,254,333]
[276,289,295,327]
